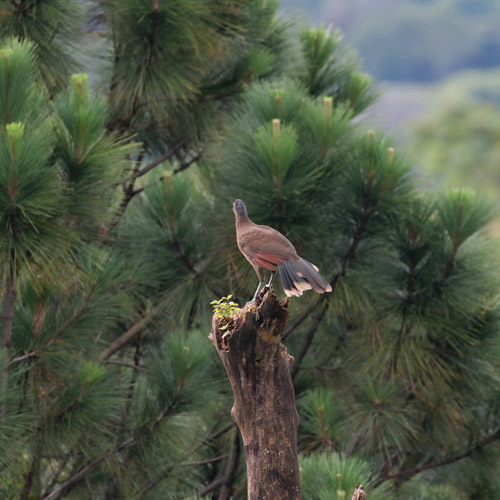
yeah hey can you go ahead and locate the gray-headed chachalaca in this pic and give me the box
[233,199,332,301]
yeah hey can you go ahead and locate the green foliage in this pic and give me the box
[397,478,461,500]
[409,98,500,197]
[0,0,81,91]
[101,0,289,148]
[105,0,232,122]
[143,331,220,415]
[117,171,220,328]
[0,38,43,126]
[298,388,343,453]
[299,26,378,112]
[2,3,500,499]
[54,72,136,231]
[0,40,70,286]
[300,453,393,500]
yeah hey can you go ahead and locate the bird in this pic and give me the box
[233,199,332,302]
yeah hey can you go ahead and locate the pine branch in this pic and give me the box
[291,301,328,380]
[1,267,16,417]
[8,349,40,365]
[199,477,226,497]
[283,300,321,339]
[424,244,459,302]
[11,0,43,15]
[288,202,373,374]
[217,430,241,500]
[42,452,73,498]
[136,142,186,178]
[103,359,147,372]
[296,365,342,372]
[9,282,96,367]
[165,219,224,299]
[144,1,160,75]
[19,450,37,500]
[42,405,175,499]
[129,455,228,500]
[374,426,500,487]
[50,282,96,345]
[131,152,202,197]
[172,153,201,175]
[111,1,161,131]
[391,248,418,374]
[1,268,15,350]
[42,408,234,499]
[98,300,168,361]
[168,225,198,276]
[43,453,107,500]
[84,477,96,500]
[43,349,184,499]
[120,339,143,436]
[104,339,144,499]
[391,238,461,374]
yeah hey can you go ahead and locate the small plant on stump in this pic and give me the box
[210,295,240,338]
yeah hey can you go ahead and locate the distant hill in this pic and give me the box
[281,0,500,82]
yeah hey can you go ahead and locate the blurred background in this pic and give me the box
[282,0,500,197]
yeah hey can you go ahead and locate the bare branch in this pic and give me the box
[110,141,186,232]
[172,153,201,175]
[129,152,202,197]
[375,426,500,487]
[135,140,185,178]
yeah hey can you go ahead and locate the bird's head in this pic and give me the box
[232,199,248,219]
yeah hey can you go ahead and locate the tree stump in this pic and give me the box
[209,290,300,500]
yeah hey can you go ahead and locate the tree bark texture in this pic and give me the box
[209,290,300,500]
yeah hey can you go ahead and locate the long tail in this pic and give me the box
[278,258,332,297]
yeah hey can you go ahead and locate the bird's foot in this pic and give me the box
[246,291,267,307]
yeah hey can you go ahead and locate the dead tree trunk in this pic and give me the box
[209,290,300,500]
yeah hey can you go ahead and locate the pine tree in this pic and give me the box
[1,1,500,499]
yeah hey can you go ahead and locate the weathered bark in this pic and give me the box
[352,484,367,500]
[209,290,299,500]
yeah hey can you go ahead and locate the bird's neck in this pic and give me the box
[235,213,252,227]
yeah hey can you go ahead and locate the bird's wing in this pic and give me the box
[240,225,297,271]
[242,245,288,270]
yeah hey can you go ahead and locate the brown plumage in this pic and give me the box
[232,199,332,301]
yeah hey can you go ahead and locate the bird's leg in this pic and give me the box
[250,281,264,303]
[265,271,276,292]
[247,267,266,305]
